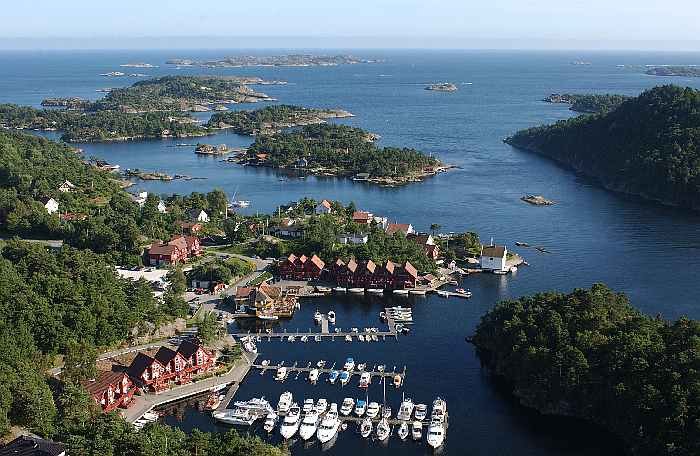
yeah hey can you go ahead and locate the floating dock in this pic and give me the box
[252,361,407,384]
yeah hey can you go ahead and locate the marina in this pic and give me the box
[251,360,408,384]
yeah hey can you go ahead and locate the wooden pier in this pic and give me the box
[252,361,407,385]
[241,315,399,342]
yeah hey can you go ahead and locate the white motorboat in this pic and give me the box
[358,334,365,342]
[345,335,352,342]
[230,200,251,208]
[343,357,355,371]
[277,391,293,414]
[302,398,315,414]
[431,397,447,422]
[376,418,391,441]
[279,403,301,439]
[437,290,449,298]
[427,419,446,448]
[327,311,336,323]
[298,410,320,441]
[393,289,409,295]
[316,286,332,293]
[243,340,257,353]
[287,335,295,342]
[366,401,380,418]
[357,363,366,371]
[348,288,364,294]
[398,421,409,440]
[213,407,256,425]
[314,311,323,323]
[360,417,373,438]
[317,360,326,368]
[275,367,287,382]
[315,398,328,415]
[333,287,347,293]
[308,368,319,383]
[316,404,340,444]
[393,374,403,388]
[315,335,322,342]
[414,403,428,420]
[359,372,371,388]
[368,288,384,295]
[263,413,278,432]
[382,405,392,419]
[261,359,270,367]
[232,397,273,415]
[300,335,308,343]
[339,370,351,386]
[142,411,159,421]
[412,420,423,440]
[354,399,367,416]
[409,289,427,295]
[372,334,379,342]
[397,397,415,421]
[340,398,354,415]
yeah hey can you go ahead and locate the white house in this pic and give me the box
[157,200,167,213]
[40,197,59,214]
[315,199,332,215]
[58,180,76,193]
[188,209,210,223]
[372,216,389,230]
[131,191,148,208]
[480,244,508,272]
[337,233,369,245]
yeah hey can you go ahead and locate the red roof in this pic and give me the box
[352,211,371,221]
[235,287,253,298]
[309,254,325,270]
[320,199,332,209]
[127,352,161,379]
[347,258,358,273]
[286,254,298,263]
[384,260,396,274]
[386,223,411,235]
[81,371,128,396]
[404,261,418,278]
[148,244,178,256]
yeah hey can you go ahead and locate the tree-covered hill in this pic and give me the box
[472,284,700,456]
[207,104,352,135]
[543,93,631,113]
[507,86,700,211]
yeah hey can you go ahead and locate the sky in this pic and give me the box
[2,0,700,50]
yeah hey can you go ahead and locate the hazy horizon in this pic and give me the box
[3,0,700,52]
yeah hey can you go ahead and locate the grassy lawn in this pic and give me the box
[247,271,272,286]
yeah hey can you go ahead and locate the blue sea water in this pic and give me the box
[2,49,700,455]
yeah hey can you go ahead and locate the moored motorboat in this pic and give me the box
[398,421,409,440]
[298,410,320,441]
[359,371,371,388]
[316,403,340,444]
[343,357,355,371]
[308,368,319,383]
[263,413,278,432]
[382,405,392,419]
[427,418,446,448]
[315,398,328,414]
[314,311,323,323]
[354,399,367,416]
[275,367,288,382]
[376,418,391,441]
[412,420,423,440]
[339,370,350,386]
[277,391,293,414]
[328,370,339,384]
[302,398,315,414]
[414,403,428,420]
[345,335,352,342]
[366,401,380,418]
[333,287,347,293]
[349,287,364,294]
[393,374,403,388]
[360,417,373,438]
[279,403,301,439]
[393,289,409,296]
[327,310,336,323]
[409,289,427,295]
[397,397,415,421]
[213,407,256,426]
[340,397,354,416]
[368,288,384,294]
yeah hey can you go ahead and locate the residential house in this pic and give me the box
[176,221,203,235]
[187,208,210,223]
[157,200,167,213]
[81,371,135,413]
[154,346,191,385]
[337,232,369,245]
[177,339,216,375]
[58,180,75,193]
[480,244,508,272]
[274,218,304,238]
[40,197,59,214]
[352,210,373,225]
[0,436,66,456]
[130,191,149,207]
[278,254,325,280]
[146,235,201,266]
[314,199,333,215]
[127,352,167,392]
[168,234,202,258]
[248,284,298,318]
[373,216,389,230]
[234,286,253,301]
[408,233,440,260]
[386,223,415,236]
[329,258,418,289]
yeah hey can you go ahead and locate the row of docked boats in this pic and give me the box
[265,358,404,388]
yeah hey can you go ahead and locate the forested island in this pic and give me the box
[207,104,354,135]
[472,284,700,456]
[543,93,630,113]
[645,66,700,77]
[0,130,284,454]
[166,54,379,67]
[240,123,447,185]
[0,103,209,142]
[507,85,700,211]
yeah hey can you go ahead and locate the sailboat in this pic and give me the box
[375,374,391,441]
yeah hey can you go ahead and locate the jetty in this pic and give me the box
[238,313,399,341]
[252,361,407,384]
[123,351,257,423]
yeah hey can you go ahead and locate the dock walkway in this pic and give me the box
[123,352,257,423]
[252,361,406,384]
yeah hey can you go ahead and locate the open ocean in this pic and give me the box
[3,49,700,455]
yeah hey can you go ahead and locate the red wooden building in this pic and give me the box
[127,352,168,392]
[278,254,325,280]
[329,258,418,289]
[81,371,135,413]
[154,346,191,385]
[147,235,202,266]
[178,339,216,374]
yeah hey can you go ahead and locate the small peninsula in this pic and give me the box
[425,82,458,92]
[166,54,380,68]
[645,66,700,77]
[207,104,354,135]
[507,85,700,211]
[238,123,448,185]
[472,284,700,456]
[543,93,630,113]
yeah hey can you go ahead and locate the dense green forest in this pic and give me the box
[0,104,207,142]
[544,94,631,113]
[472,284,700,456]
[95,76,271,112]
[207,104,350,135]
[246,123,440,178]
[508,85,700,210]
[646,66,700,78]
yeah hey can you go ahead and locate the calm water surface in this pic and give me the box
[2,49,700,455]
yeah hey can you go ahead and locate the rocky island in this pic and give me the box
[194,143,233,155]
[645,66,700,77]
[207,104,354,135]
[521,194,555,206]
[425,82,458,92]
[543,93,630,113]
[507,85,700,211]
[166,54,380,68]
[236,123,448,185]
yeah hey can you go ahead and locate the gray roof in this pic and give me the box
[0,436,65,456]
[481,245,506,257]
